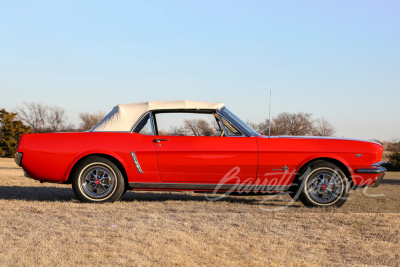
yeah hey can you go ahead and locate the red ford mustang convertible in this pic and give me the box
[15,100,386,207]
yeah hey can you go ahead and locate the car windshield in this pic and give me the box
[220,107,259,136]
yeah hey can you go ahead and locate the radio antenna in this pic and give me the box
[268,90,272,138]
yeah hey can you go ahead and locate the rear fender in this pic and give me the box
[64,150,130,184]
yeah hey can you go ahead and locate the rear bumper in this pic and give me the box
[15,152,23,167]
[15,152,33,180]
[355,166,386,188]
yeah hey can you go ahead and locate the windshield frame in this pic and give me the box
[219,107,260,137]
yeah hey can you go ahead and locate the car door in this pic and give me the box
[152,111,257,184]
[130,113,162,183]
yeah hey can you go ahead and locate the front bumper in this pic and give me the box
[356,166,387,188]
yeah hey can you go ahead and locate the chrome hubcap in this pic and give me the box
[81,166,115,199]
[307,170,343,204]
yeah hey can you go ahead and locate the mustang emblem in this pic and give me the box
[273,165,289,173]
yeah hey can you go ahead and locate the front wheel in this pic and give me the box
[72,156,125,203]
[294,161,350,208]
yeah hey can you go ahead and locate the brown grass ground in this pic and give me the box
[0,158,399,266]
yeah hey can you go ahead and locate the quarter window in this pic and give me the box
[133,113,153,135]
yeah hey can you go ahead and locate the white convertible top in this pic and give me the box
[91,100,225,132]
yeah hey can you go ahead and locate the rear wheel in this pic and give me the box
[294,161,350,207]
[72,156,125,203]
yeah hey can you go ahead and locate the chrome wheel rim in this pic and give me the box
[306,169,344,204]
[80,165,116,199]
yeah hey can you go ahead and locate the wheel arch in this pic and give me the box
[65,153,129,189]
[293,157,352,185]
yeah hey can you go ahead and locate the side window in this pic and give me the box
[133,113,153,135]
[154,112,220,136]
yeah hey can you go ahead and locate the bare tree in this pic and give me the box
[169,119,218,136]
[370,139,400,151]
[16,102,69,133]
[246,121,258,132]
[249,112,328,136]
[79,111,106,131]
[184,119,201,136]
[16,102,48,132]
[193,119,217,136]
[247,119,273,135]
[169,126,187,136]
[48,106,67,132]
[381,140,390,151]
[273,112,314,136]
[390,138,400,151]
[312,117,336,136]
[158,129,171,135]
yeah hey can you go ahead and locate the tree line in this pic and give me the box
[14,102,105,133]
[247,112,336,137]
[0,102,105,157]
[370,138,400,152]
[164,112,337,138]
[1,102,398,158]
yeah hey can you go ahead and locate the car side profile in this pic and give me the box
[14,100,386,207]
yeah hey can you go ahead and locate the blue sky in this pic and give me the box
[0,0,399,140]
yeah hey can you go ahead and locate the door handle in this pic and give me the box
[153,139,170,143]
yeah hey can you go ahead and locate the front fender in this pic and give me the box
[295,153,353,176]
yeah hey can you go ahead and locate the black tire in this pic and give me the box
[293,161,350,208]
[72,156,125,203]
[122,188,128,196]
[288,190,300,202]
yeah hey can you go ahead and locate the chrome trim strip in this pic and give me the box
[129,182,290,191]
[372,173,385,188]
[131,111,156,136]
[131,152,143,173]
[130,112,149,132]
[356,166,387,174]
[148,111,155,136]
[219,107,256,137]
[14,152,22,167]
[277,136,383,146]
[153,138,170,143]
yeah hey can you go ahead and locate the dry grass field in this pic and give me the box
[0,158,399,266]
